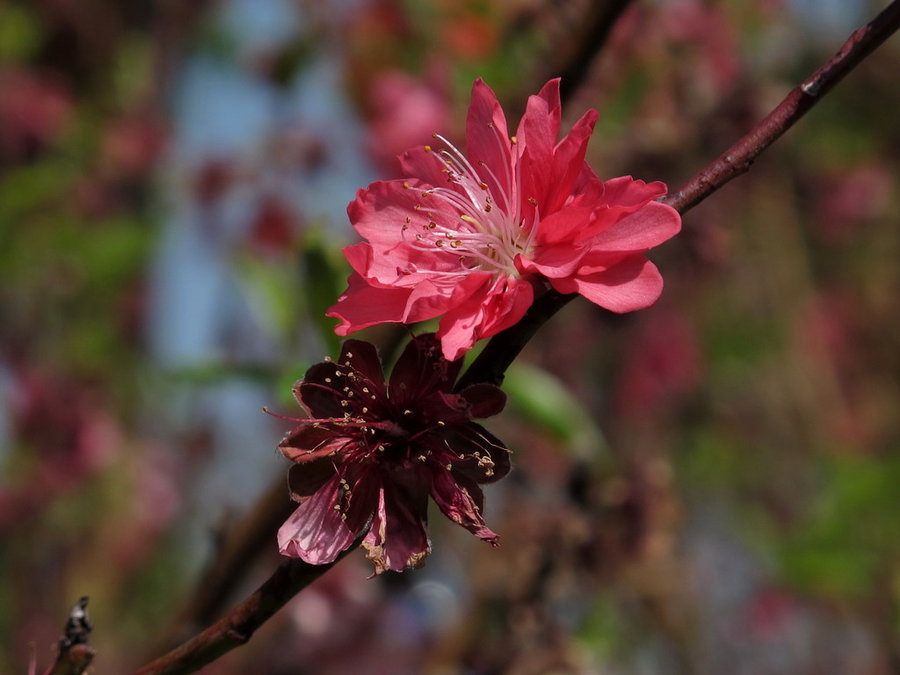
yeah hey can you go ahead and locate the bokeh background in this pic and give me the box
[2,0,899,673]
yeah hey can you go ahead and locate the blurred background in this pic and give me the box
[1,0,899,673]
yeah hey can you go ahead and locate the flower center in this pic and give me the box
[401,133,538,278]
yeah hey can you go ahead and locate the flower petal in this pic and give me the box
[399,145,451,189]
[362,481,430,574]
[544,109,598,214]
[458,383,507,418]
[401,273,487,324]
[516,78,561,157]
[465,78,515,202]
[327,273,413,335]
[521,237,590,278]
[336,339,387,396]
[295,362,346,417]
[277,476,358,564]
[389,333,462,403]
[444,422,511,483]
[431,467,500,544]
[279,424,348,461]
[287,458,337,502]
[436,277,534,361]
[589,201,681,252]
[552,254,664,312]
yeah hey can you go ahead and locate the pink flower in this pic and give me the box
[328,78,681,361]
[276,334,510,575]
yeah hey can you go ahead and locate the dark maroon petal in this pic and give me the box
[279,425,349,461]
[277,476,358,564]
[335,339,387,398]
[442,422,511,484]
[362,478,430,574]
[458,383,507,419]
[296,362,345,418]
[388,334,462,405]
[287,458,337,503]
[430,467,499,544]
[339,463,381,536]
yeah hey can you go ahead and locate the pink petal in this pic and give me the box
[401,272,489,324]
[552,255,664,312]
[436,277,533,361]
[589,201,681,252]
[516,78,561,153]
[327,273,413,335]
[465,79,515,201]
[543,108,598,214]
[349,180,462,256]
[532,205,597,248]
[600,176,667,208]
[399,145,451,189]
[278,476,358,564]
[347,180,482,282]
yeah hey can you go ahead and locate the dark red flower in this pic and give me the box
[276,334,510,574]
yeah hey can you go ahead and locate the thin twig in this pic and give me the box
[133,549,354,675]
[156,475,295,650]
[44,597,94,675]
[556,0,635,104]
[662,0,900,214]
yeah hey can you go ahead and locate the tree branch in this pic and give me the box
[43,597,94,675]
[662,0,900,214]
[555,0,635,104]
[155,475,296,650]
[133,550,354,675]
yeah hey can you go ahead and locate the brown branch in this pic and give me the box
[44,597,94,675]
[43,645,95,675]
[455,289,575,390]
[556,0,635,105]
[156,474,295,650]
[133,549,355,675]
[662,0,900,214]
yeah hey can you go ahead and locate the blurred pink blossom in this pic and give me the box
[0,68,72,160]
[614,308,701,419]
[365,70,450,176]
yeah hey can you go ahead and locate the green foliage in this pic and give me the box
[0,4,41,63]
[503,363,605,458]
[778,453,900,600]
